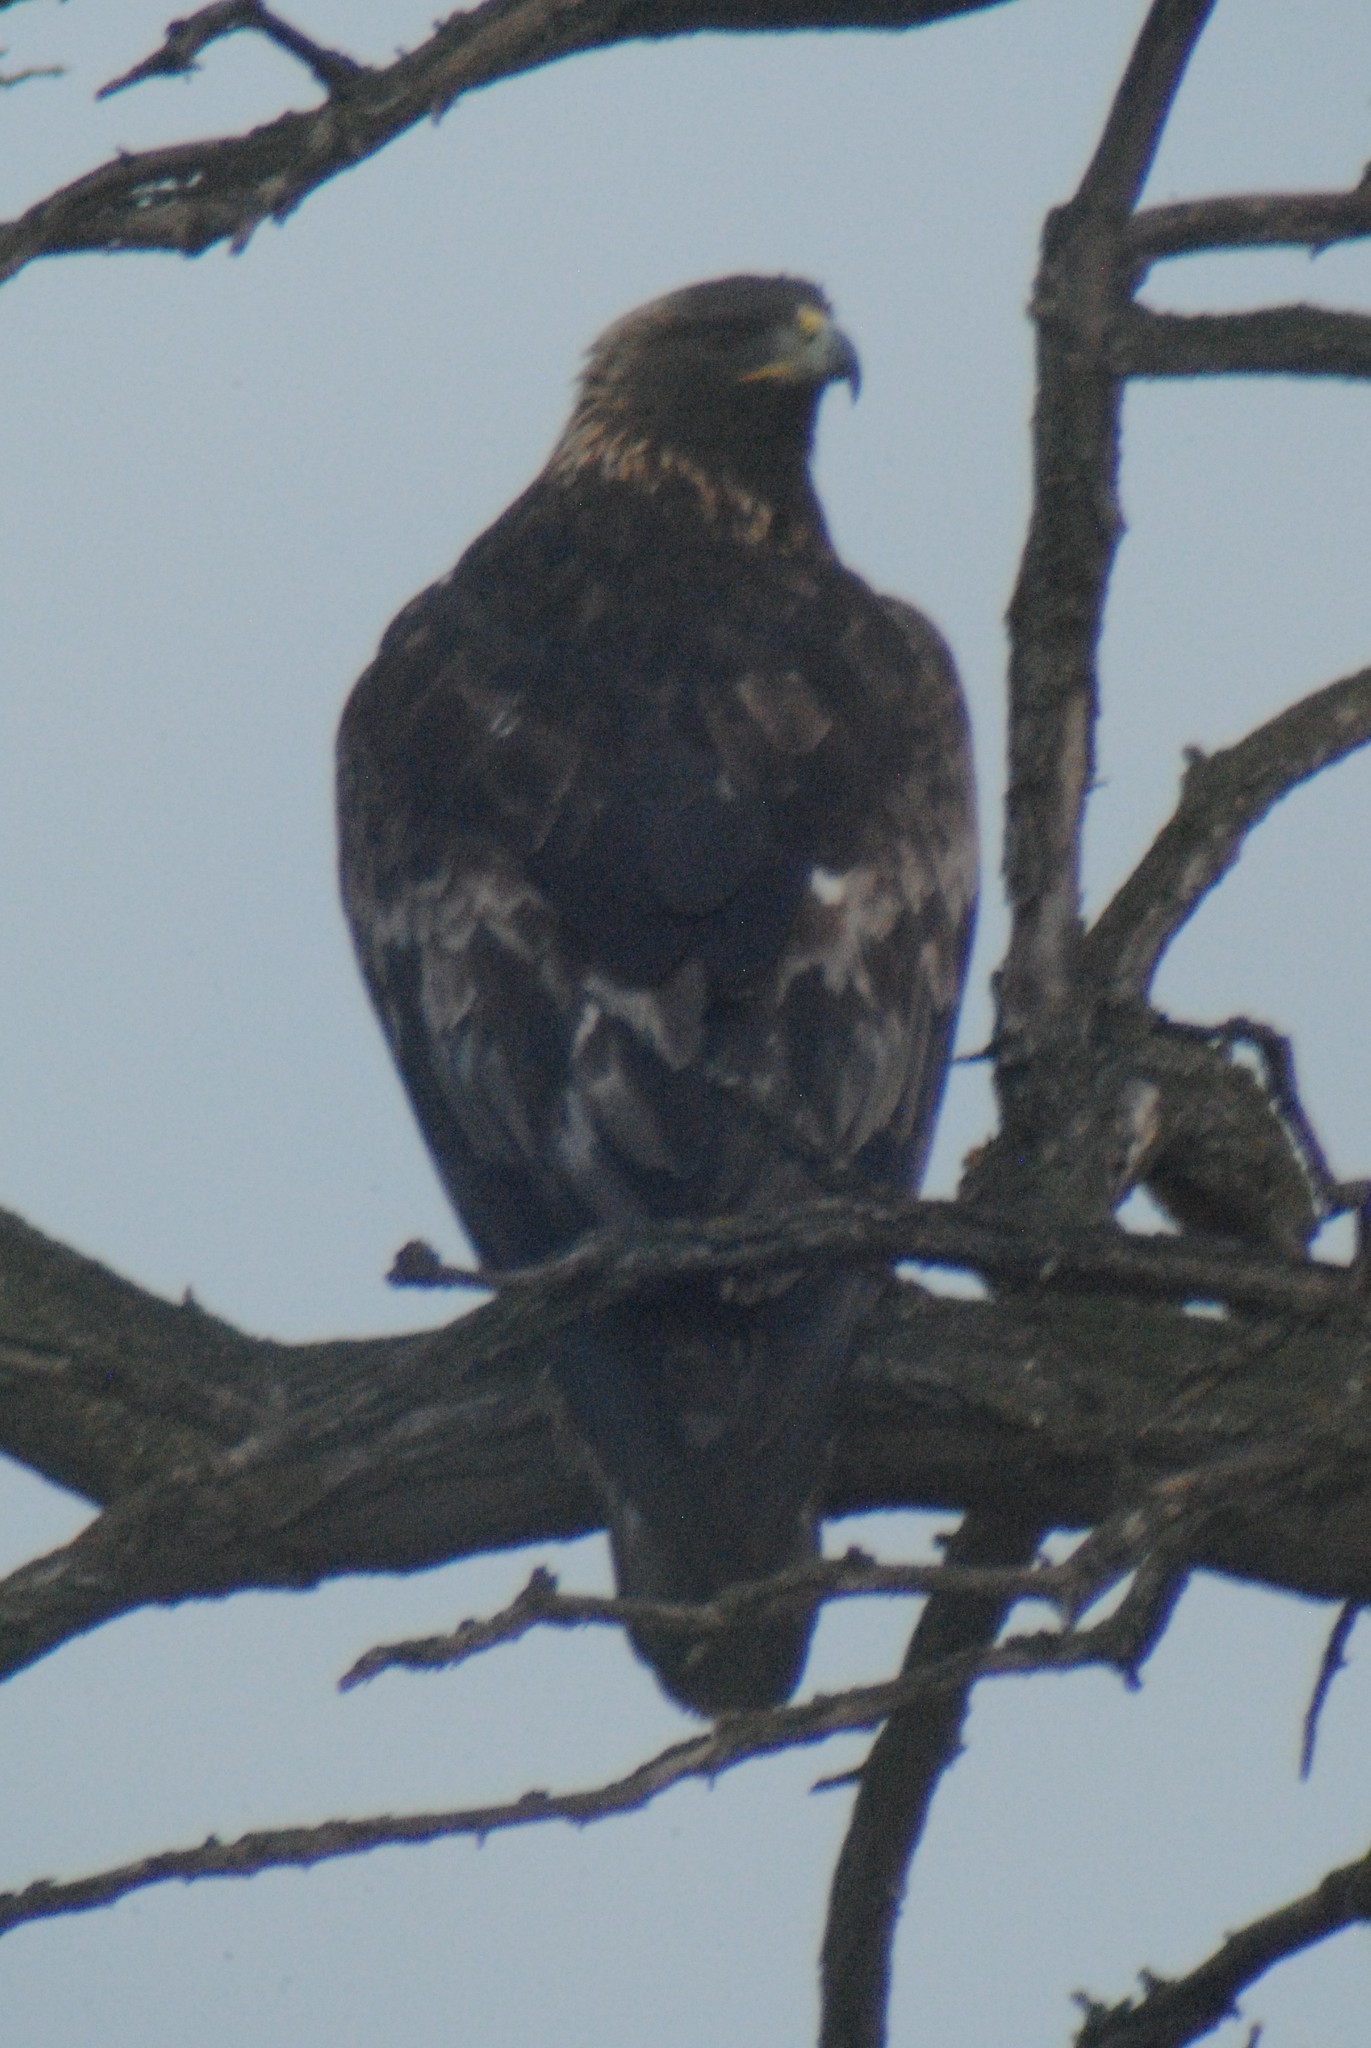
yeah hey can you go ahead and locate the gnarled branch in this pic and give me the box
[0,0,1024,287]
[998,0,1218,1054]
[0,1556,1189,1945]
[8,1191,1371,1686]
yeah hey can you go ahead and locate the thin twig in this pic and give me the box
[338,1546,1143,1691]
[346,1447,1294,1710]
[436,1195,1358,1323]
[97,0,365,100]
[1300,1601,1359,1780]
[1075,1841,1371,2048]
[0,1575,1185,1945]
[0,58,61,87]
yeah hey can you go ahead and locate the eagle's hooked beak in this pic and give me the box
[740,304,862,398]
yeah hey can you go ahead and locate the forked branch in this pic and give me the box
[998,0,1218,1046]
[0,1559,1185,1946]
[340,1537,1196,1692]
[0,0,1025,287]
[97,0,364,99]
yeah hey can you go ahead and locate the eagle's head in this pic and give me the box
[553,275,859,533]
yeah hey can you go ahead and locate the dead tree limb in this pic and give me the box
[1086,666,1371,1001]
[0,1558,1193,1946]
[1075,1842,1371,2048]
[0,0,1026,287]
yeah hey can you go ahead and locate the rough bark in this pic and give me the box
[6,1196,1371,1688]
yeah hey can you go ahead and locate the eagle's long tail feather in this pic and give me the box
[553,1273,874,1714]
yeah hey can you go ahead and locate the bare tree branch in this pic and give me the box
[1075,1843,1371,2048]
[1118,305,1371,380]
[1086,666,1371,1000]
[339,1547,1156,1691]
[0,1562,1188,1946]
[1072,0,1217,217]
[8,1182,1366,1518]
[998,0,1216,1053]
[819,1512,1045,2048]
[97,0,364,100]
[0,0,1024,288]
[1129,170,1371,267]
[1131,1013,1370,1271]
[4,0,1371,2032]
[10,1181,1371,1693]
[0,56,61,88]
[417,1195,1361,1321]
[1300,1600,1359,1781]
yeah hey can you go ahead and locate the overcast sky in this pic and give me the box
[3,0,1371,2041]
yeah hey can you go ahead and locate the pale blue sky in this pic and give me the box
[2,2,1371,2041]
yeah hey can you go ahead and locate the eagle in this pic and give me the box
[337,276,976,1714]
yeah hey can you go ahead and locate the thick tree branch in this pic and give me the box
[819,1511,1046,2048]
[1086,666,1371,1000]
[0,0,1022,288]
[1117,305,1371,380]
[998,0,1215,1055]
[7,1194,1371,1684]
[1075,1843,1371,2048]
[5,1187,1361,1503]
[1072,0,1216,218]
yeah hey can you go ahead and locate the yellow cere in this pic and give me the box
[795,304,827,337]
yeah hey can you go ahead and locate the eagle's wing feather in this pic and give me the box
[337,286,976,1711]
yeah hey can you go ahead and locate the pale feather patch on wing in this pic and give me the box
[781,864,905,1003]
[900,832,977,937]
[569,1009,686,1175]
[758,850,969,1162]
[374,861,560,982]
[764,865,925,1156]
[441,1024,543,1164]
[915,927,967,1016]
[367,862,573,1167]
[581,957,709,1071]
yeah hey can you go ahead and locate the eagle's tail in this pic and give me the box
[553,1273,873,1715]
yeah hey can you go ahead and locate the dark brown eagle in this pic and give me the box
[337,276,976,1714]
